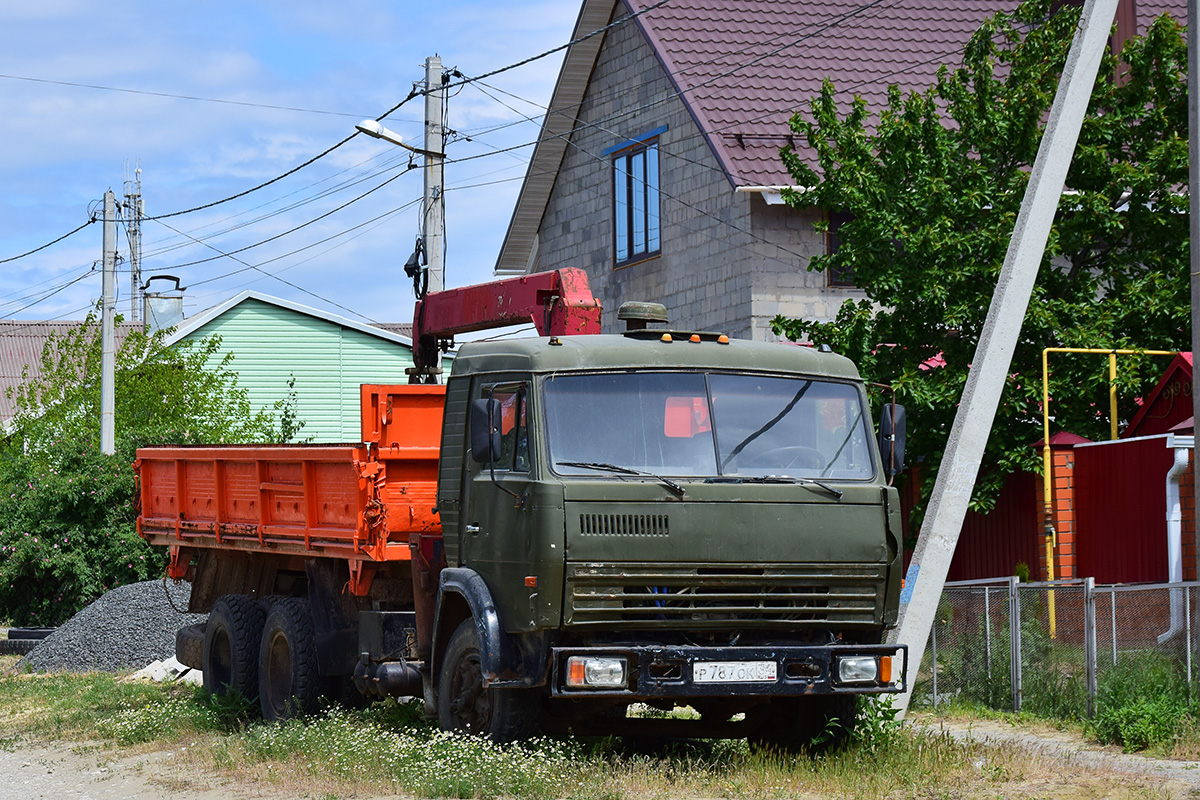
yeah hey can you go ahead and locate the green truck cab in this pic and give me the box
[430,329,907,747]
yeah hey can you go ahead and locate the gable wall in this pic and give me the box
[179,299,413,442]
[533,4,862,341]
[535,4,756,338]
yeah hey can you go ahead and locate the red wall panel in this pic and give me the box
[1075,437,1173,583]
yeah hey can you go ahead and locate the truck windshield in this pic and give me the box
[543,372,874,480]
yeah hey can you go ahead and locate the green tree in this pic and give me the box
[773,0,1189,518]
[0,316,304,624]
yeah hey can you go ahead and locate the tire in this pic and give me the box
[7,627,55,641]
[0,638,38,655]
[748,695,858,755]
[436,619,539,743]
[176,622,207,670]
[258,598,322,721]
[202,594,265,701]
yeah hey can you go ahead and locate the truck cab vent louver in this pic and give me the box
[580,514,669,537]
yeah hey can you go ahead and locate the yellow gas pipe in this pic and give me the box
[1040,348,1176,637]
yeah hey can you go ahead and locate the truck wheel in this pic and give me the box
[748,695,857,755]
[258,598,322,721]
[437,619,539,742]
[203,594,265,701]
[176,622,207,670]
[0,638,38,655]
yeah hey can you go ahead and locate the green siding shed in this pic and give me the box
[165,292,414,442]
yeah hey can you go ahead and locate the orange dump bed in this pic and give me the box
[136,385,445,573]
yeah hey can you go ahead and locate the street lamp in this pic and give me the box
[355,119,430,156]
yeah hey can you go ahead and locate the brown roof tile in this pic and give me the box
[0,321,140,426]
[626,0,1187,186]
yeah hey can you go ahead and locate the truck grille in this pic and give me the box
[565,563,884,629]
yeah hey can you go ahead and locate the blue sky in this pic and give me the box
[0,1,579,326]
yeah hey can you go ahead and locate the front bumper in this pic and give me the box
[548,643,907,699]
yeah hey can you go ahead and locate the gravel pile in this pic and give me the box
[19,580,206,673]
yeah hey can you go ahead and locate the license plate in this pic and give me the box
[693,660,777,683]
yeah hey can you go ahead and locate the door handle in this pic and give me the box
[465,524,481,535]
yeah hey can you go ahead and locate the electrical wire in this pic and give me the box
[144,134,362,222]
[0,270,95,318]
[152,218,379,321]
[0,219,95,265]
[148,164,416,272]
[139,149,412,261]
[195,199,417,303]
[399,0,674,107]
[0,72,399,120]
[165,195,422,290]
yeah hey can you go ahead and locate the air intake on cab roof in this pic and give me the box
[617,301,668,331]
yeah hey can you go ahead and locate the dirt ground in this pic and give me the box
[3,718,1200,800]
[0,741,293,800]
[910,713,1200,799]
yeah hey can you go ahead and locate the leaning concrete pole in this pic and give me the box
[891,0,1120,717]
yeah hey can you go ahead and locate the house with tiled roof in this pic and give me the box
[496,0,1184,340]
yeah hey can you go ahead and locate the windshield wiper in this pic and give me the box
[705,475,843,500]
[556,461,686,497]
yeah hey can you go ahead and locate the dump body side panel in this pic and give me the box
[136,386,447,583]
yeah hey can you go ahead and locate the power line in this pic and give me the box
[149,164,416,271]
[0,269,95,318]
[402,0,675,107]
[163,196,422,290]
[144,134,363,221]
[0,73,409,121]
[139,149,412,261]
[152,218,380,322]
[195,199,418,303]
[0,219,95,265]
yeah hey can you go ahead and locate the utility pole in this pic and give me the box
[423,55,446,295]
[890,0,1121,717]
[100,190,117,456]
[123,165,144,323]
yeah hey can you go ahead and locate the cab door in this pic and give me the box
[461,380,538,630]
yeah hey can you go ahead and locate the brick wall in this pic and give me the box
[1043,444,1078,580]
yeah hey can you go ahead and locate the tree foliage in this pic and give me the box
[773,0,1189,516]
[0,316,304,624]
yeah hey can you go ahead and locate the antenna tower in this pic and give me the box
[123,164,144,321]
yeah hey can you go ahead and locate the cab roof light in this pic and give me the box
[689,334,701,343]
[717,335,729,344]
[661,333,673,343]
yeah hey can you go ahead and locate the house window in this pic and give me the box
[612,136,661,266]
[826,210,855,288]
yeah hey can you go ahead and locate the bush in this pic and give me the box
[0,447,161,625]
[0,315,303,625]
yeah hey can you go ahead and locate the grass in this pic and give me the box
[0,654,1181,799]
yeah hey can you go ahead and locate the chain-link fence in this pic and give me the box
[913,578,1199,718]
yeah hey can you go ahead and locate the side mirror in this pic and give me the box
[470,398,502,464]
[878,403,906,477]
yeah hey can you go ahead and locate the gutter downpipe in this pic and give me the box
[1159,435,1192,645]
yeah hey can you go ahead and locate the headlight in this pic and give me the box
[836,655,879,684]
[566,656,627,688]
